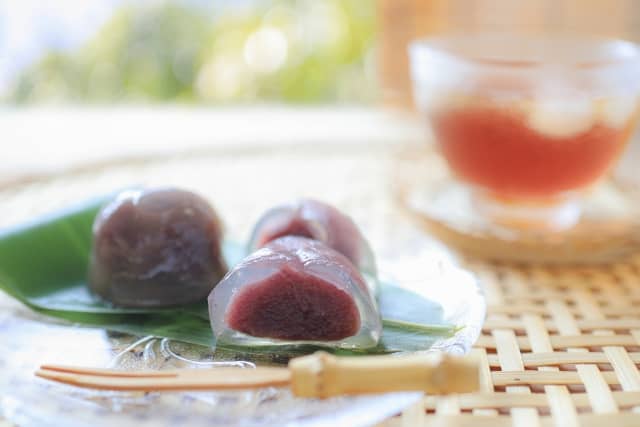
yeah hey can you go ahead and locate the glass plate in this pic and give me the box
[394,145,640,264]
[0,146,485,427]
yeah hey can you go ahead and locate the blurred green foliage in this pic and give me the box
[8,0,377,104]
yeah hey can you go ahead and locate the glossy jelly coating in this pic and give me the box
[208,236,381,347]
[89,188,227,307]
[249,199,376,275]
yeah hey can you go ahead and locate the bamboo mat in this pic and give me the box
[391,255,640,427]
[1,146,640,427]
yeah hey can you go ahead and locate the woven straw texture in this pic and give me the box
[391,256,640,427]
[2,145,640,427]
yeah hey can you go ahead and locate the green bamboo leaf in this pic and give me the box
[0,197,457,357]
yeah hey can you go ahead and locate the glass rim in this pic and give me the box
[409,33,640,70]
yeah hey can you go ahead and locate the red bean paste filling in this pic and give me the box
[226,266,360,341]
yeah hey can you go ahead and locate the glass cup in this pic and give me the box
[409,34,640,231]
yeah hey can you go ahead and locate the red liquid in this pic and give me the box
[432,106,634,199]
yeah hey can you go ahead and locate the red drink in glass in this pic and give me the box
[432,100,638,200]
[410,35,640,229]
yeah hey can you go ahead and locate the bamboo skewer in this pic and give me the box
[36,351,479,398]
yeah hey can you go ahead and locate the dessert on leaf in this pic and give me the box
[209,235,381,349]
[89,188,227,307]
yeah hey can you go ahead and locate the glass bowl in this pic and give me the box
[409,34,640,231]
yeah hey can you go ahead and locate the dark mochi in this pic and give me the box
[248,199,376,275]
[89,188,227,307]
[208,236,381,347]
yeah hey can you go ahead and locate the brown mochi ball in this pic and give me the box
[89,188,227,307]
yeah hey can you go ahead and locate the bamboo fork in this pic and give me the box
[36,351,479,398]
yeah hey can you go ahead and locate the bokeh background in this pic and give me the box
[3,0,640,107]
[0,0,376,105]
[3,0,640,186]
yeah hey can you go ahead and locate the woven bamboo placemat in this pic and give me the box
[390,255,640,427]
[1,147,639,427]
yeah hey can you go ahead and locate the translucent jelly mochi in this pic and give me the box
[208,236,381,348]
[249,199,376,276]
[89,188,227,307]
